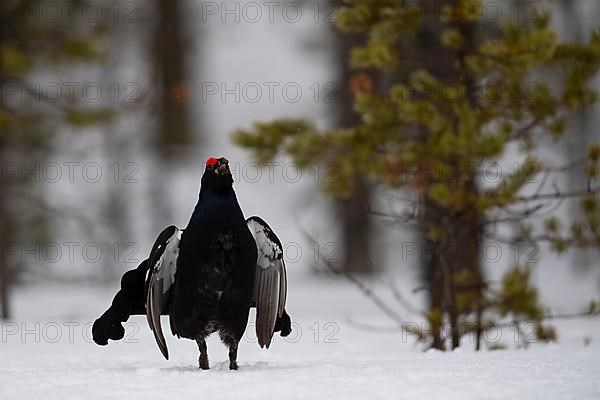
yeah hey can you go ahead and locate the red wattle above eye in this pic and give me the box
[206,157,218,166]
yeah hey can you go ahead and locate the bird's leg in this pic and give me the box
[196,338,209,370]
[228,341,239,370]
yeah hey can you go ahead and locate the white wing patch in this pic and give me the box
[154,229,181,295]
[147,227,182,360]
[248,220,282,269]
[246,216,287,349]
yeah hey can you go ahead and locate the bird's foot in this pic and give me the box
[199,356,209,370]
[197,338,209,370]
[229,361,238,371]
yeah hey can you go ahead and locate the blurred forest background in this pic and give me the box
[1,0,600,351]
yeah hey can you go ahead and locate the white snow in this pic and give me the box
[1,277,599,400]
[5,1,600,399]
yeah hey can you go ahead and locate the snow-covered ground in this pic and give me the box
[2,276,599,400]
[5,1,600,399]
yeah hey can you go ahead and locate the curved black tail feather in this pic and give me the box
[92,260,150,345]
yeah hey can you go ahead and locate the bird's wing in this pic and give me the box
[246,216,287,349]
[146,225,181,360]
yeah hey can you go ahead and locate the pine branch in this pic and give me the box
[388,280,426,317]
[516,186,600,202]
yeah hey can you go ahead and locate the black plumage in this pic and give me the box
[93,157,291,370]
[168,158,257,369]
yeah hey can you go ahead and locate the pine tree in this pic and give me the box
[0,0,113,318]
[235,0,600,349]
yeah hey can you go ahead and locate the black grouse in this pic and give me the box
[92,157,291,370]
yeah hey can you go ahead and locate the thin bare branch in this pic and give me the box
[388,280,427,317]
[299,227,406,329]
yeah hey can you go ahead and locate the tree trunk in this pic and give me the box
[150,0,193,232]
[332,6,374,274]
[0,212,9,319]
[0,6,10,320]
[419,0,483,350]
[559,0,594,273]
[155,0,190,156]
[340,176,373,273]
[0,184,9,318]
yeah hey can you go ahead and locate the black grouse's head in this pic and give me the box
[202,157,233,192]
